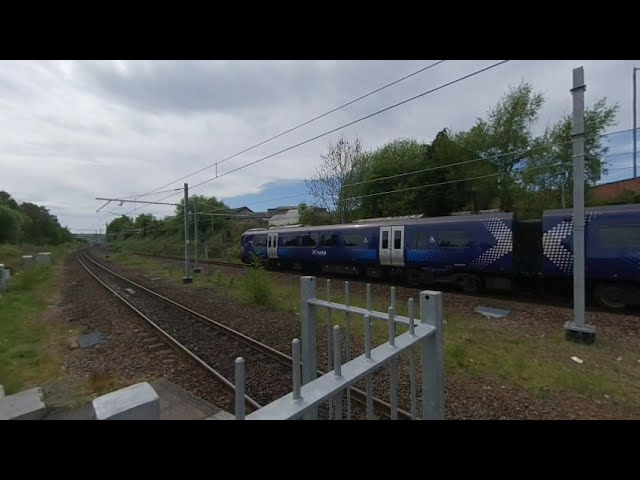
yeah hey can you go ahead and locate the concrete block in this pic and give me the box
[92,382,160,420]
[0,385,5,398]
[36,252,52,265]
[0,387,47,420]
[206,411,235,420]
[21,255,34,268]
[0,269,8,293]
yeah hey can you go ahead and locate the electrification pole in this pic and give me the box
[183,183,192,284]
[565,66,595,344]
[634,66,638,178]
[193,197,201,273]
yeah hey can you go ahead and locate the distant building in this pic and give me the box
[590,178,640,202]
[267,206,329,226]
[230,206,254,216]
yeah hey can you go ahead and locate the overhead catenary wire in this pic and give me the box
[95,124,633,230]
[185,61,511,193]
[95,158,636,235]
[121,60,448,203]
[116,60,511,221]
[341,127,638,189]
[340,150,638,203]
[121,61,509,221]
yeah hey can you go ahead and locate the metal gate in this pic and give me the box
[233,276,444,420]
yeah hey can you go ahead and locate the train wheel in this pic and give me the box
[594,283,630,311]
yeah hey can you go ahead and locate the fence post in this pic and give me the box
[420,291,444,420]
[235,358,245,420]
[300,276,318,420]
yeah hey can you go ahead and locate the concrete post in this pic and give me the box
[420,290,444,420]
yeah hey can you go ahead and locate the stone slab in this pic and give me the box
[93,382,160,420]
[36,253,52,265]
[0,387,47,420]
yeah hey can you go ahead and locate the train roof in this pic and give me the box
[242,211,514,236]
[544,203,640,217]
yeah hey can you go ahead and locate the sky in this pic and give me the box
[0,59,638,233]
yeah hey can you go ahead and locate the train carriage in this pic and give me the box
[240,203,640,311]
[241,212,516,293]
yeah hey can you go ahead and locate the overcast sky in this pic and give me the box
[0,59,638,232]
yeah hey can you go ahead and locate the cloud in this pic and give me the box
[0,59,638,230]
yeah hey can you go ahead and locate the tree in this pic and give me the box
[355,138,428,218]
[456,81,545,211]
[0,205,23,243]
[106,216,134,240]
[520,97,619,216]
[306,136,366,223]
[133,214,156,236]
[297,202,316,225]
[0,191,19,210]
[19,202,69,245]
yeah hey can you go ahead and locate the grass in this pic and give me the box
[0,243,77,398]
[0,243,118,408]
[110,251,640,415]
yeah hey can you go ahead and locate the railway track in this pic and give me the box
[80,251,412,419]
[128,250,636,315]
[135,252,248,269]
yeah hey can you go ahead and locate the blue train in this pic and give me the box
[240,203,640,310]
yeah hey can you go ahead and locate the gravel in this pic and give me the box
[93,248,639,419]
[60,253,239,413]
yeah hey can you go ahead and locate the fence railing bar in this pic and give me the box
[364,312,374,419]
[344,281,352,420]
[390,357,398,420]
[246,324,432,420]
[391,287,397,337]
[308,298,420,327]
[408,298,417,420]
[292,339,301,401]
[326,279,333,419]
[235,357,245,420]
[334,325,342,420]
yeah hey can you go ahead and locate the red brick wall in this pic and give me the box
[591,178,640,201]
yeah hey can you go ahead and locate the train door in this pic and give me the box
[379,226,405,266]
[267,232,279,259]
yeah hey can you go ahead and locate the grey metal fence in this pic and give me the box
[234,275,444,420]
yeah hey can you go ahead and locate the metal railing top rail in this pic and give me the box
[245,322,434,420]
[308,298,417,327]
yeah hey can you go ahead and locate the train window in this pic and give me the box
[599,225,640,249]
[254,236,266,248]
[438,230,472,248]
[394,230,402,249]
[300,235,317,247]
[282,236,299,247]
[319,234,338,247]
[414,231,434,249]
[382,230,389,249]
[343,234,363,247]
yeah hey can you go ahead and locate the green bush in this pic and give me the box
[240,268,274,307]
[7,265,51,292]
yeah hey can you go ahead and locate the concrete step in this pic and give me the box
[0,387,47,420]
